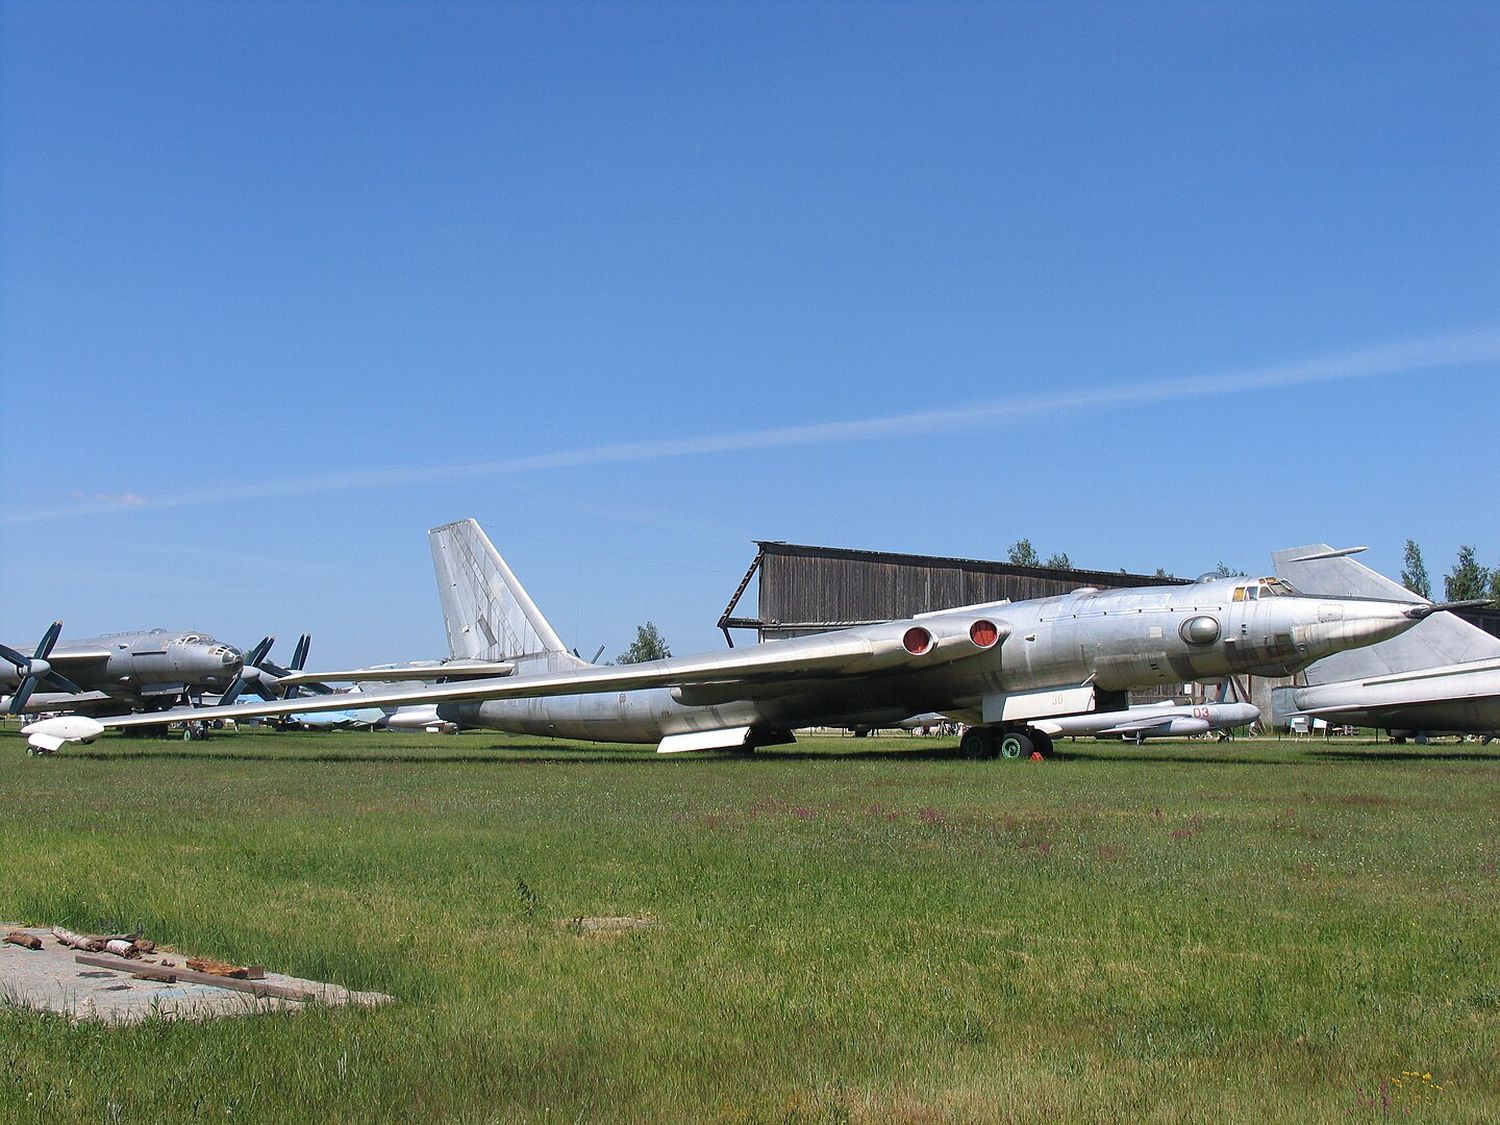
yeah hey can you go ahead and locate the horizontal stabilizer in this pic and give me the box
[278,661,516,685]
[1279,545,1368,563]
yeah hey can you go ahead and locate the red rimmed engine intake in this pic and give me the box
[969,620,1000,649]
[902,626,934,655]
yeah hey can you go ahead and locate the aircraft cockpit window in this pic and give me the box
[1262,578,1295,597]
[180,634,200,644]
[1232,587,1247,602]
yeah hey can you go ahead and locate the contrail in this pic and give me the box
[8,324,1499,525]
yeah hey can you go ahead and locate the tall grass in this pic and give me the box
[1,729,1496,1122]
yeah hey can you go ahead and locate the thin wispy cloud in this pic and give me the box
[11,325,1499,526]
[69,490,147,508]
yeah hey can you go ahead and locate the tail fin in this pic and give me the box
[1273,543,1500,683]
[428,519,583,672]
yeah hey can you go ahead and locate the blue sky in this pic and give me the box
[2,0,1496,667]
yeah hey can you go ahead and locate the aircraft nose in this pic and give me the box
[219,646,244,680]
[193,644,243,684]
[1297,598,1419,656]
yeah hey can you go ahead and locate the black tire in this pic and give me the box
[1030,730,1054,758]
[998,731,1033,760]
[960,728,994,759]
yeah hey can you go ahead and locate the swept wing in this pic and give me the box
[275,661,517,685]
[84,610,1012,731]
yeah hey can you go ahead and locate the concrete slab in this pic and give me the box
[1,926,394,1025]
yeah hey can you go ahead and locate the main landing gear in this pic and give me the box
[959,726,1053,760]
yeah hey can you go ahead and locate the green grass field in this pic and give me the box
[1,728,1496,1123]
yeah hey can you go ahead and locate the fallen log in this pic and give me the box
[52,927,104,952]
[74,954,314,1002]
[4,932,43,951]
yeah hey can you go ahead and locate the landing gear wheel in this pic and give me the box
[1030,730,1054,758]
[960,728,996,759]
[998,731,1033,760]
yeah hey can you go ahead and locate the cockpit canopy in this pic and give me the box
[1232,577,1298,602]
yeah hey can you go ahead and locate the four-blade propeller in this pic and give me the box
[1,621,83,715]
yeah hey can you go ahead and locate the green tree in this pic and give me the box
[1044,552,1072,569]
[1212,562,1244,578]
[1007,539,1040,567]
[1400,539,1431,599]
[1444,545,1491,602]
[617,622,671,664]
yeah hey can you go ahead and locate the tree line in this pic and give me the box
[1006,538,1498,605]
[1401,540,1500,604]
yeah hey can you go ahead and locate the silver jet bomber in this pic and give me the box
[26,521,1441,757]
[1271,544,1500,740]
[0,624,243,715]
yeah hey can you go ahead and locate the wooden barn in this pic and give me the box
[717,541,1189,645]
[715,541,1499,728]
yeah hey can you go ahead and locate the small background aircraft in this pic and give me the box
[1271,544,1499,740]
[1031,682,1258,747]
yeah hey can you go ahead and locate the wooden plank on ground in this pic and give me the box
[73,954,316,1002]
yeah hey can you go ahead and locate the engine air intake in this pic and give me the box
[969,620,1000,649]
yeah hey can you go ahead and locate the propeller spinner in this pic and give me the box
[1,621,83,715]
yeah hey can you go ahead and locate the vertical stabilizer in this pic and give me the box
[428,520,581,671]
[1273,543,1500,684]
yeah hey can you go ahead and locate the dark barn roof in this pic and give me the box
[719,541,1189,643]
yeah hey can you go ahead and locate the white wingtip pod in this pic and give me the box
[21,715,105,754]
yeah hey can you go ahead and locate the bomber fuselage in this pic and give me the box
[447,576,1419,743]
[0,628,242,710]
